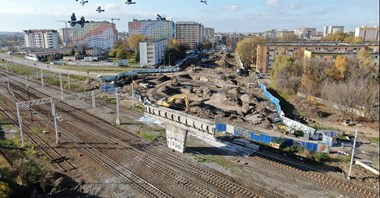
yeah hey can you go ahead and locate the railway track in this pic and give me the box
[1,81,173,197]
[1,72,270,197]
[0,90,76,172]
[251,152,379,198]
[2,70,378,198]
[8,76,266,197]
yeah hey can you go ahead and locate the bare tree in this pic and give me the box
[321,79,379,120]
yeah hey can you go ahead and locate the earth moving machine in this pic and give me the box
[157,94,189,113]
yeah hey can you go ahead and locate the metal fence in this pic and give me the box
[215,122,330,153]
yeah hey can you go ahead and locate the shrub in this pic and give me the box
[312,152,330,162]
[283,145,304,155]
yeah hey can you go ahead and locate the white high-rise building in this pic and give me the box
[139,39,168,67]
[175,21,204,49]
[128,19,175,41]
[59,28,74,47]
[323,26,344,37]
[24,29,59,48]
[355,26,380,41]
[73,21,118,50]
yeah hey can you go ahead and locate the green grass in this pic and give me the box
[278,91,294,101]
[139,130,165,141]
[194,155,234,168]
[368,137,380,144]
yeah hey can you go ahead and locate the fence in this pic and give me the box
[215,122,330,153]
[258,83,316,135]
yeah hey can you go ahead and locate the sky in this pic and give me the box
[0,0,378,33]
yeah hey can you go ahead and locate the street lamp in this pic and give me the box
[168,52,172,66]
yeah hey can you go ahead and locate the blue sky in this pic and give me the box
[0,0,378,33]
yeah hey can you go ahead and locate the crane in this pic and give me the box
[87,17,120,24]
[55,20,68,28]
[111,18,120,23]
[157,94,190,113]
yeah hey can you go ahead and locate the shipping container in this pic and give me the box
[261,134,272,144]
[305,142,318,152]
[215,123,227,132]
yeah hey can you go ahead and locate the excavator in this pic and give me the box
[157,94,189,113]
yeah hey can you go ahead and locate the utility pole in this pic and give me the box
[348,129,358,179]
[25,75,28,88]
[115,91,120,125]
[59,74,64,100]
[16,104,24,147]
[40,64,44,87]
[67,72,71,90]
[51,101,59,144]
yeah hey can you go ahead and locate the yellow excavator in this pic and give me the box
[157,94,190,113]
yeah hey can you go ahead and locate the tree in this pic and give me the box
[109,50,116,57]
[343,48,377,80]
[235,36,267,69]
[326,55,348,80]
[276,33,300,42]
[321,79,379,120]
[324,31,349,42]
[116,47,128,59]
[344,36,365,44]
[357,48,373,67]
[68,48,75,56]
[164,38,189,65]
[0,182,10,198]
[271,56,303,93]
[301,58,327,96]
[128,34,147,52]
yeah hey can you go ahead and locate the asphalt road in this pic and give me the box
[0,53,118,78]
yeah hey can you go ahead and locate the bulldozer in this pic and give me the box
[157,94,189,113]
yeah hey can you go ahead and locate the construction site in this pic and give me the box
[113,51,276,131]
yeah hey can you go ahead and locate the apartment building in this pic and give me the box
[203,27,215,37]
[139,39,168,67]
[256,42,379,71]
[355,26,380,41]
[128,19,175,41]
[59,28,74,47]
[24,29,59,49]
[294,28,317,39]
[176,21,204,49]
[304,50,379,66]
[73,21,118,50]
[323,26,344,37]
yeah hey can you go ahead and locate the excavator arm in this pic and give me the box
[157,94,189,113]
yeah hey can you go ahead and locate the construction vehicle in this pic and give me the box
[157,94,189,113]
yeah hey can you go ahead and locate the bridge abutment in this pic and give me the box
[165,123,188,153]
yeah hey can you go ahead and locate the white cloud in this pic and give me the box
[265,0,280,7]
[105,4,121,10]
[289,3,302,9]
[225,5,239,12]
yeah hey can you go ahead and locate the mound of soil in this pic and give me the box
[157,75,171,82]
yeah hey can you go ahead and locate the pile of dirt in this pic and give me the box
[157,75,171,82]
[40,171,79,194]
[161,86,182,96]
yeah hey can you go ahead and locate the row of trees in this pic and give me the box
[271,49,379,120]
[107,35,189,65]
[324,31,365,44]
[235,34,300,69]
